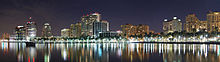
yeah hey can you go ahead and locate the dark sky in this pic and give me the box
[0,0,220,36]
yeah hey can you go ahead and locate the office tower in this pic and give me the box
[42,23,52,38]
[163,16,182,34]
[93,20,109,38]
[184,14,207,33]
[70,22,81,38]
[25,17,37,41]
[81,13,101,37]
[61,29,70,38]
[15,26,26,40]
[207,11,220,32]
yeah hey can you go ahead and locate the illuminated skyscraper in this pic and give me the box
[207,11,220,32]
[15,26,26,40]
[25,17,37,41]
[61,29,70,38]
[81,13,101,37]
[70,22,81,38]
[42,23,52,38]
[93,20,109,38]
[163,16,182,34]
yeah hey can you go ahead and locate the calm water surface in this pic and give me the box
[0,42,219,62]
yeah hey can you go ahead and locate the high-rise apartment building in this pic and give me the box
[184,14,208,33]
[121,24,149,37]
[207,11,220,32]
[42,23,52,38]
[163,16,182,34]
[70,22,81,38]
[61,29,70,38]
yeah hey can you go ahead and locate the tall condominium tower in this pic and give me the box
[70,22,81,38]
[163,16,182,34]
[184,14,207,33]
[81,13,101,37]
[42,23,52,38]
[25,17,37,41]
[207,11,220,32]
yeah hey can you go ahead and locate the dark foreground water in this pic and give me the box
[0,42,220,62]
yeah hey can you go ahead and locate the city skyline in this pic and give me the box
[0,0,220,36]
[1,0,220,62]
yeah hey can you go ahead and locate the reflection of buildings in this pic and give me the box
[163,16,182,34]
[1,42,220,62]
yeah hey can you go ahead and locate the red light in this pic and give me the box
[28,56,30,62]
[33,57,35,62]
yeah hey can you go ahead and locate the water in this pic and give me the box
[0,42,219,62]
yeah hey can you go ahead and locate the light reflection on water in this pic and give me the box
[0,42,220,62]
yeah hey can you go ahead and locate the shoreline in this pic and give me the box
[2,41,220,44]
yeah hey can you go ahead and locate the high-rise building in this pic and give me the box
[121,24,136,37]
[184,14,200,33]
[184,14,207,33]
[136,24,149,36]
[101,20,109,31]
[61,29,70,38]
[121,24,149,37]
[93,20,109,38]
[42,23,52,38]
[70,22,81,38]
[15,26,26,40]
[199,21,208,32]
[163,16,182,34]
[25,17,37,41]
[81,13,101,37]
[207,11,220,32]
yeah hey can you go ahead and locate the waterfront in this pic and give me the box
[0,42,219,62]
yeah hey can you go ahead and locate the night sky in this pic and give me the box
[0,0,220,36]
